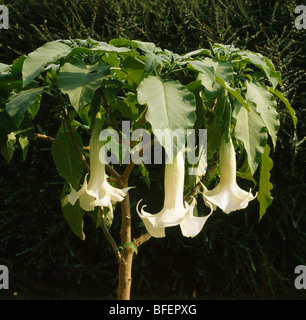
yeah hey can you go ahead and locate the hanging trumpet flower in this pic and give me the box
[137,149,212,238]
[68,112,130,213]
[202,135,256,214]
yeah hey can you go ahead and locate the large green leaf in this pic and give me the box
[0,63,10,72]
[189,60,220,102]
[0,110,18,133]
[57,60,110,112]
[0,132,16,163]
[137,76,196,154]
[51,129,84,189]
[62,202,85,240]
[143,51,164,78]
[194,58,249,111]
[258,144,274,221]
[246,81,280,150]
[122,56,145,86]
[22,41,72,87]
[6,87,44,127]
[111,95,138,121]
[18,135,29,161]
[269,87,297,128]
[238,51,281,89]
[207,117,222,154]
[61,187,85,240]
[70,41,132,55]
[214,61,250,111]
[234,101,268,175]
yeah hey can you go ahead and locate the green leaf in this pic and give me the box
[0,72,23,90]
[269,87,297,128]
[0,110,18,133]
[10,56,26,74]
[0,63,10,72]
[51,129,84,189]
[138,163,150,189]
[18,135,29,160]
[0,132,16,163]
[57,60,110,112]
[137,76,196,154]
[189,60,221,102]
[6,87,44,127]
[246,81,280,150]
[61,189,85,240]
[103,208,114,230]
[214,61,250,112]
[143,51,163,78]
[236,156,257,185]
[132,40,156,53]
[258,144,274,221]
[109,38,138,49]
[111,95,138,121]
[214,60,234,83]
[70,42,132,55]
[182,48,211,59]
[122,56,145,86]
[22,41,72,87]
[124,242,138,255]
[238,51,281,88]
[233,101,268,175]
[207,117,222,154]
[214,88,227,127]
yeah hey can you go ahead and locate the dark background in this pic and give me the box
[0,0,305,299]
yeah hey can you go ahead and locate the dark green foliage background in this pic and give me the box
[0,0,305,299]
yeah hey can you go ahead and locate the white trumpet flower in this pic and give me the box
[68,113,130,213]
[202,135,256,214]
[137,150,211,238]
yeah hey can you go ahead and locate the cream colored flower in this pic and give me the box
[137,150,211,238]
[202,135,256,214]
[68,113,130,213]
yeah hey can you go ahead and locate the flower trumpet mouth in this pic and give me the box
[202,135,256,214]
[137,150,212,238]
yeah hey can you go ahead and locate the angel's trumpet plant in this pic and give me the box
[202,135,256,214]
[137,149,212,238]
[68,112,130,213]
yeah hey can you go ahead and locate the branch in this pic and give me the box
[121,162,136,185]
[121,138,156,183]
[99,207,121,263]
[105,163,121,181]
[34,133,54,143]
[134,232,151,247]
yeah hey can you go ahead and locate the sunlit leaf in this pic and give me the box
[6,87,44,127]
[57,60,110,112]
[137,76,196,154]
[234,101,268,175]
[258,144,274,221]
[246,81,280,150]
[61,188,85,240]
[269,87,297,128]
[22,41,72,87]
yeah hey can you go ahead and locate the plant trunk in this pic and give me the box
[117,247,134,300]
[117,180,134,300]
